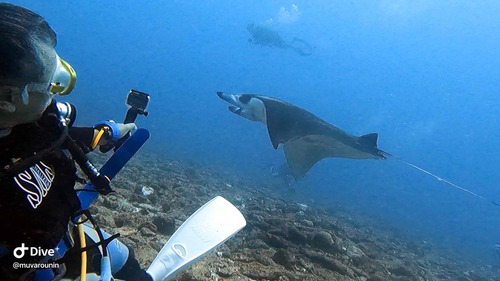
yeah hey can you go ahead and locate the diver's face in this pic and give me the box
[0,41,57,128]
[0,86,52,128]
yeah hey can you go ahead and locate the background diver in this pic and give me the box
[246,23,313,56]
[0,4,245,281]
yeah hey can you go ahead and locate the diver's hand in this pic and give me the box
[92,174,113,195]
[93,120,137,147]
[116,122,137,138]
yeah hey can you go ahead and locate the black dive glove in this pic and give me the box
[90,173,113,195]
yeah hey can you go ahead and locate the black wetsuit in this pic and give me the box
[0,101,149,280]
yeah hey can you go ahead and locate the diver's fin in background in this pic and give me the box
[382,151,500,207]
[290,37,312,56]
[146,196,246,281]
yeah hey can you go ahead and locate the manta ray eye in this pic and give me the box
[238,95,251,104]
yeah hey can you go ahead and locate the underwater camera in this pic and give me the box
[126,89,150,115]
[101,90,150,153]
[124,89,149,124]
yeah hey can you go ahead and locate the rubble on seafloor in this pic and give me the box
[86,152,499,281]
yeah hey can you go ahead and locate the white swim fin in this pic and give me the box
[146,196,246,281]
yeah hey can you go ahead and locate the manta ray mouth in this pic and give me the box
[217,91,241,107]
[228,105,241,114]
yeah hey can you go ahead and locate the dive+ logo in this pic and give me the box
[13,243,56,259]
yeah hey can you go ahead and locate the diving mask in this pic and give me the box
[0,55,76,128]
[27,55,77,96]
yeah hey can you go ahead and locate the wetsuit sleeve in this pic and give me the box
[55,101,95,151]
[69,127,95,151]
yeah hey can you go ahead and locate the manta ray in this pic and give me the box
[217,92,385,179]
[217,92,498,206]
[246,23,312,56]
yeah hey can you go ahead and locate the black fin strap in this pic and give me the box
[71,209,111,257]
[56,234,120,265]
[57,209,121,264]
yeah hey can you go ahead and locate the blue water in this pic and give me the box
[13,0,500,265]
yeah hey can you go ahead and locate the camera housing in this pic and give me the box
[101,89,150,152]
[126,89,150,112]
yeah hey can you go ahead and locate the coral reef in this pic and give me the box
[88,152,499,281]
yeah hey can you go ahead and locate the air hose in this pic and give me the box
[78,220,87,281]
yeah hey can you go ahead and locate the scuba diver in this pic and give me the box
[0,3,245,281]
[246,23,313,56]
[0,3,147,280]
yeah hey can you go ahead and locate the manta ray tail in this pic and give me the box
[382,151,500,207]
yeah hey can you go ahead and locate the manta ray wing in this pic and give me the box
[284,134,383,179]
[260,96,384,159]
[261,96,332,148]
